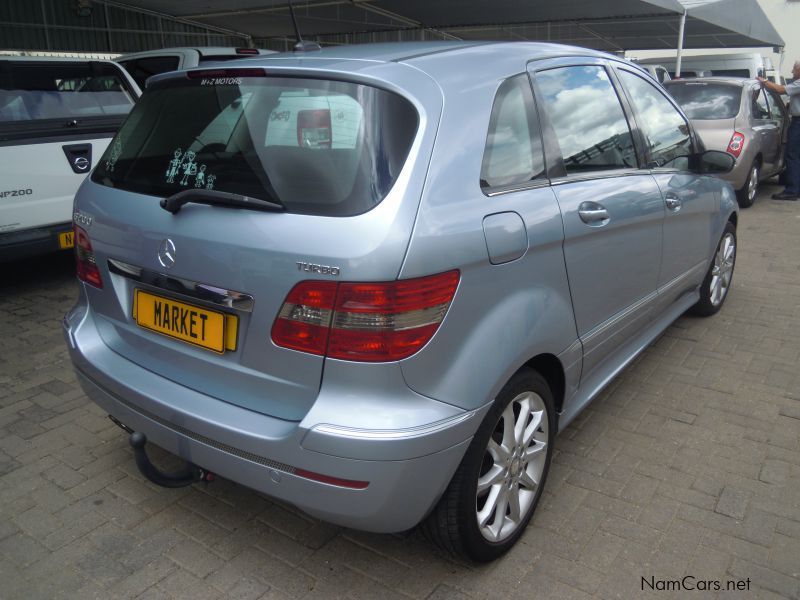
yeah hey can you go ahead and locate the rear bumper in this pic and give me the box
[0,222,72,262]
[63,302,485,532]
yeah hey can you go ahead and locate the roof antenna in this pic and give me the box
[288,1,321,52]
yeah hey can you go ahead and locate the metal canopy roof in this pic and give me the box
[94,0,784,52]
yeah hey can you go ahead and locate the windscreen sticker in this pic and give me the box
[165,147,217,189]
[179,151,197,186]
[105,140,123,172]
[194,165,207,188]
[166,148,183,183]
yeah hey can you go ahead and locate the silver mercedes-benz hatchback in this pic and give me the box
[65,41,738,561]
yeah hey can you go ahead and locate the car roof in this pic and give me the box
[665,77,758,87]
[176,41,635,85]
[242,40,614,65]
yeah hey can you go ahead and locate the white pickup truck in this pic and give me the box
[0,56,139,261]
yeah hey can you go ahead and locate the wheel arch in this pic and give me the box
[523,353,566,416]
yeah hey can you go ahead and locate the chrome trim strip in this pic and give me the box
[582,289,658,347]
[658,261,706,296]
[311,410,477,441]
[108,258,254,312]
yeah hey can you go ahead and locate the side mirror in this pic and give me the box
[693,150,735,174]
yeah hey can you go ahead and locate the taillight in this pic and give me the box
[272,270,460,362]
[271,281,337,355]
[297,109,332,148]
[727,131,745,158]
[74,225,103,288]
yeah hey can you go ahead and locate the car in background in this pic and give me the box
[664,77,788,207]
[0,56,139,261]
[65,42,738,562]
[117,47,276,89]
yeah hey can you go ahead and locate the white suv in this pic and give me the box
[0,56,139,261]
[117,47,275,90]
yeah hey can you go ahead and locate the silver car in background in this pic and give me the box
[664,77,789,207]
[64,42,738,562]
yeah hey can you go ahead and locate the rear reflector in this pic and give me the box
[727,131,745,158]
[236,48,260,55]
[74,224,103,288]
[293,468,369,489]
[272,270,460,362]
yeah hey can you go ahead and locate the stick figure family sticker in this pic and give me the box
[105,140,123,172]
[165,148,216,189]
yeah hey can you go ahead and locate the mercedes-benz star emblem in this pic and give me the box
[73,156,90,172]
[157,239,176,269]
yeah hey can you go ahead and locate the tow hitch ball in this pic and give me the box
[128,431,214,488]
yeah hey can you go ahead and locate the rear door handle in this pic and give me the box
[578,202,610,225]
[665,195,682,212]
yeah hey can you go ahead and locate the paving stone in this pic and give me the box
[715,486,752,520]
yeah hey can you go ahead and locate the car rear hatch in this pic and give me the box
[665,81,743,152]
[76,63,437,421]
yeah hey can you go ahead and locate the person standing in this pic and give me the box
[759,60,800,200]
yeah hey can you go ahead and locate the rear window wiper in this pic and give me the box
[160,189,285,214]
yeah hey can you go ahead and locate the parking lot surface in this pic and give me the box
[1,183,799,600]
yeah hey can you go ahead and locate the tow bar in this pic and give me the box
[128,431,214,488]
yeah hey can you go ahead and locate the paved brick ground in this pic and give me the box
[1,183,799,600]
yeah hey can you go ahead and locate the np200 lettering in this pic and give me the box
[0,189,33,198]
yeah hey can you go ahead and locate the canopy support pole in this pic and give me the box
[675,9,687,77]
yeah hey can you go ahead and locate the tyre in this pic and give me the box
[423,368,555,562]
[736,161,759,208]
[689,221,736,317]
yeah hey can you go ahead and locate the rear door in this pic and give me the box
[751,85,781,172]
[768,90,789,172]
[614,66,713,309]
[531,59,664,381]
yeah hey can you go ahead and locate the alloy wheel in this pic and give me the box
[710,232,735,307]
[747,165,759,204]
[476,391,548,542]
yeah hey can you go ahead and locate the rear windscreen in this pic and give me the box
[665,83,742,120]
[91,74,419,217]
[0,61,135,123]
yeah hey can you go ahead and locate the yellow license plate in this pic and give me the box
[132,289,238,353]
[58,231,74,249]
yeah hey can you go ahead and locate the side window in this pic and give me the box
[752,88,770,120]
[535,65,636,174]
[767,91,785,123]
[480,74,545,189]
[618,69,693,169]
